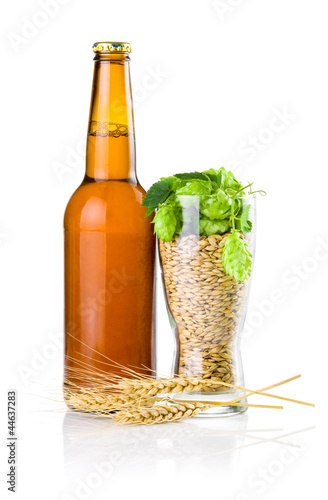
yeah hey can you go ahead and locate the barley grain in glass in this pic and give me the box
[159,195,256,416]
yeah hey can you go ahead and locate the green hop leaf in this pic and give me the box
[160,176,184,191]
[142,178,173,209]
[222,232,252,282]
[174,172,210,181]
[145,206,156,217]
[240,204,253,232]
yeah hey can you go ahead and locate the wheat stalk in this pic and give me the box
[117,376,220,396]
[65,372,313,417]
[117,375,314,408]
[62,365,314,424]
[63,376,285,424]
[65,391,156,414]
[112,402,210,425]
[65,390,282,417]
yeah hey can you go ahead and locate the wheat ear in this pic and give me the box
[64,389,157,414]
[113,402,210,425]
[117,377,217,396]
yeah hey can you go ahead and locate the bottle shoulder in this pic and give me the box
[64,180,150,231]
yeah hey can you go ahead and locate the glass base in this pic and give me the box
[172,389,248,417]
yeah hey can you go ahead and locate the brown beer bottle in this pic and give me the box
[64,42,156,396]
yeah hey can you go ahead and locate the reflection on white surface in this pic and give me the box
[62,410,248,478]
[60,410,315,499]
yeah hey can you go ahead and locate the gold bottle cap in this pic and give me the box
[92,42,132,53]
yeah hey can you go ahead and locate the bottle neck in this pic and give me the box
[85,53,136,182]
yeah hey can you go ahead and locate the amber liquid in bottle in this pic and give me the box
[64,47,155,396]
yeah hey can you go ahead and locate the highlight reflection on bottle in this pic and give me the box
[64,42,156,399]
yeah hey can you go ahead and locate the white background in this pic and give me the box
[0,0,326,499]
